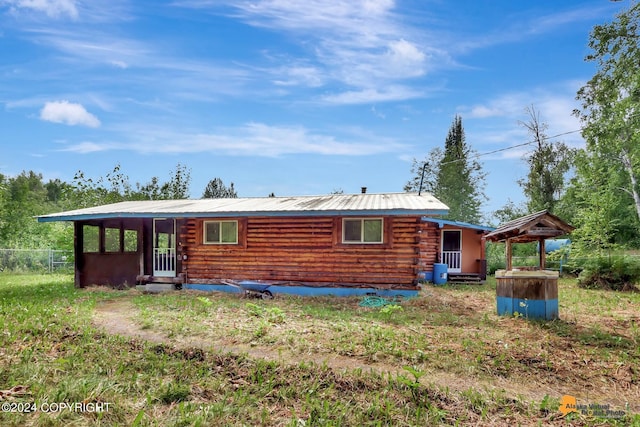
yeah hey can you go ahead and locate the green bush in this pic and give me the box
[577,255,640,291]
[486,243,506,274]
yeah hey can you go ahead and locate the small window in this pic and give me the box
[124,229,138,252]
[343,218,383,243]
[105,228,120,252]
[83,225,99,253]
[204,221,238,244]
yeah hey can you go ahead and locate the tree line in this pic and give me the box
[0,164,237,250]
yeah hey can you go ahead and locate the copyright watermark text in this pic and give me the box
[1,401,111,413]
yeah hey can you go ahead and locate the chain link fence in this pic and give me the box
[0,249,73,273]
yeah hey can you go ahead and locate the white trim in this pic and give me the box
[441,229,462,273]
[153,218,176,277]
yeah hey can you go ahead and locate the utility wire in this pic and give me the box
[439,107,640,166]
[435,128,583,167]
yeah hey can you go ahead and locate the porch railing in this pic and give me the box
[153,247,176,276]
[441,251,461,272]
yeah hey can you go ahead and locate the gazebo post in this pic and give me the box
[539,238,546,271]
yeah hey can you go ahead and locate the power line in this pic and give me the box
[454,108,640,165]
[414,127,584,194]
[435,128,584,167]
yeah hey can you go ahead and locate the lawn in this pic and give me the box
[0,274,638,426]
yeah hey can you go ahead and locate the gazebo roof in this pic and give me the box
[485,210,575,243]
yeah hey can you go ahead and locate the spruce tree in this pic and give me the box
[405,115,486,223]
[202,178,237,198]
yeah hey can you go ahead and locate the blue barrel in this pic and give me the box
[433,263,448,285]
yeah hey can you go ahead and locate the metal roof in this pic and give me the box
[37,192,449,222]
[421,217,495,232]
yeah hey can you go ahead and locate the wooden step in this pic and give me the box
[138,283,176,293]
[448,273,483,283]
[136,274,185,285]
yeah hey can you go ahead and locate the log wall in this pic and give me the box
[417,221,440,275]
[181,215,437,289]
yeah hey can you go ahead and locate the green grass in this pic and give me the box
[0,274,639,426]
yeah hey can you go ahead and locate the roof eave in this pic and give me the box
[421,217,495,232]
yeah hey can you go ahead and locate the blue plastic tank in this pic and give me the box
[433,263,448,285]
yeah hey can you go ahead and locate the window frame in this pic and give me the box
[203,220,239,245]
[341,217,384,244]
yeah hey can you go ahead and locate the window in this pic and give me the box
[83,225,99,253]
[204,221,238,244]
[105,227,120,252]
[342,218,383,243]
[124,229,138,252]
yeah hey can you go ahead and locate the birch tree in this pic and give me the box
[575,3,640,223]
[518,106,574,213]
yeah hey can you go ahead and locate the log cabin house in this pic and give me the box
[37,192,493,296]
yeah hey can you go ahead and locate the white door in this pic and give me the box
[441,230,462,273]
[153,218,176,277]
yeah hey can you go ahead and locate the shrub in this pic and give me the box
[577,255,640,291]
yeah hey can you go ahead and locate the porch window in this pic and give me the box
[204,220,238,244]
[124,229,138,252]
[105,227,120,252]
[83,225,99,253]
[343,218,383,243]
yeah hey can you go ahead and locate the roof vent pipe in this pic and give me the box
[361,187,367,194]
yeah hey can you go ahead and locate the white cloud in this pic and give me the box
[155,122,405,156]
[175,0,437,99]
[467,105,503,119]
[385,39,426,78]
[371,106,385,119]
[3,0,79,19]
[61,141,107,153]
[463,94,526,119]
[40,100,101,127]
[25,28,251,100]
[62,122,405,157]
[452,5,611,53]
[321,86,422,105]
[32,29,150,68]
[272,65,324,87]
[110,60,128,69]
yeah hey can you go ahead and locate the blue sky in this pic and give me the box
[0,0,629,220]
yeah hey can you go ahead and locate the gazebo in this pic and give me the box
[485,210,575,320]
